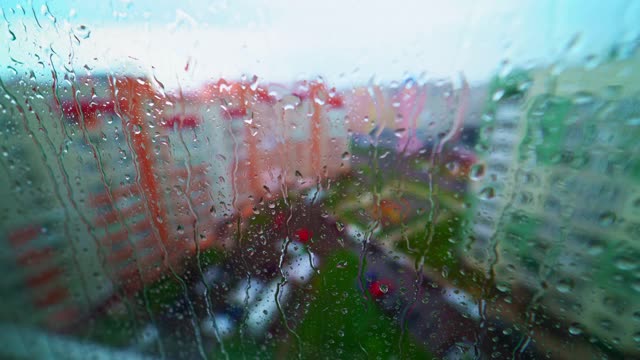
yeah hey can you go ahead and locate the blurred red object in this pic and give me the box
[295,228,313,243]
[369,279,394,299]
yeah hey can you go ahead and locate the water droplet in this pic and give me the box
[492,89,505,102]
[469,163,485,181]
[341,152,351,161]
[568,323,582,336]
[599,319,613,331]
[394,128,406,138]
[133,124,142,135]
[626,117,640,126]
[177,225,184,234]
[378,284,389,294]
[496,283,510,293]
[479,187,495,200]
[249,75,259,91]
[614,256,637,271]
[75,25,91,39]
[336,260,348,269]
[335,221,344,232]
[572,91,594,105]
[586,240,604,256]
[313,93,326,105]
[445,161,460,174]
[555,278,574,293]
[561,33,581,52]
[7,29,16,41]
[598,211,616,227]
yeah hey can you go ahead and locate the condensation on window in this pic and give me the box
[1,1,640,359]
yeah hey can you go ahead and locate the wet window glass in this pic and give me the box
[1,1,639,359]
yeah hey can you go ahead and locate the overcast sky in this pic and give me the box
[1,0,638,89]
